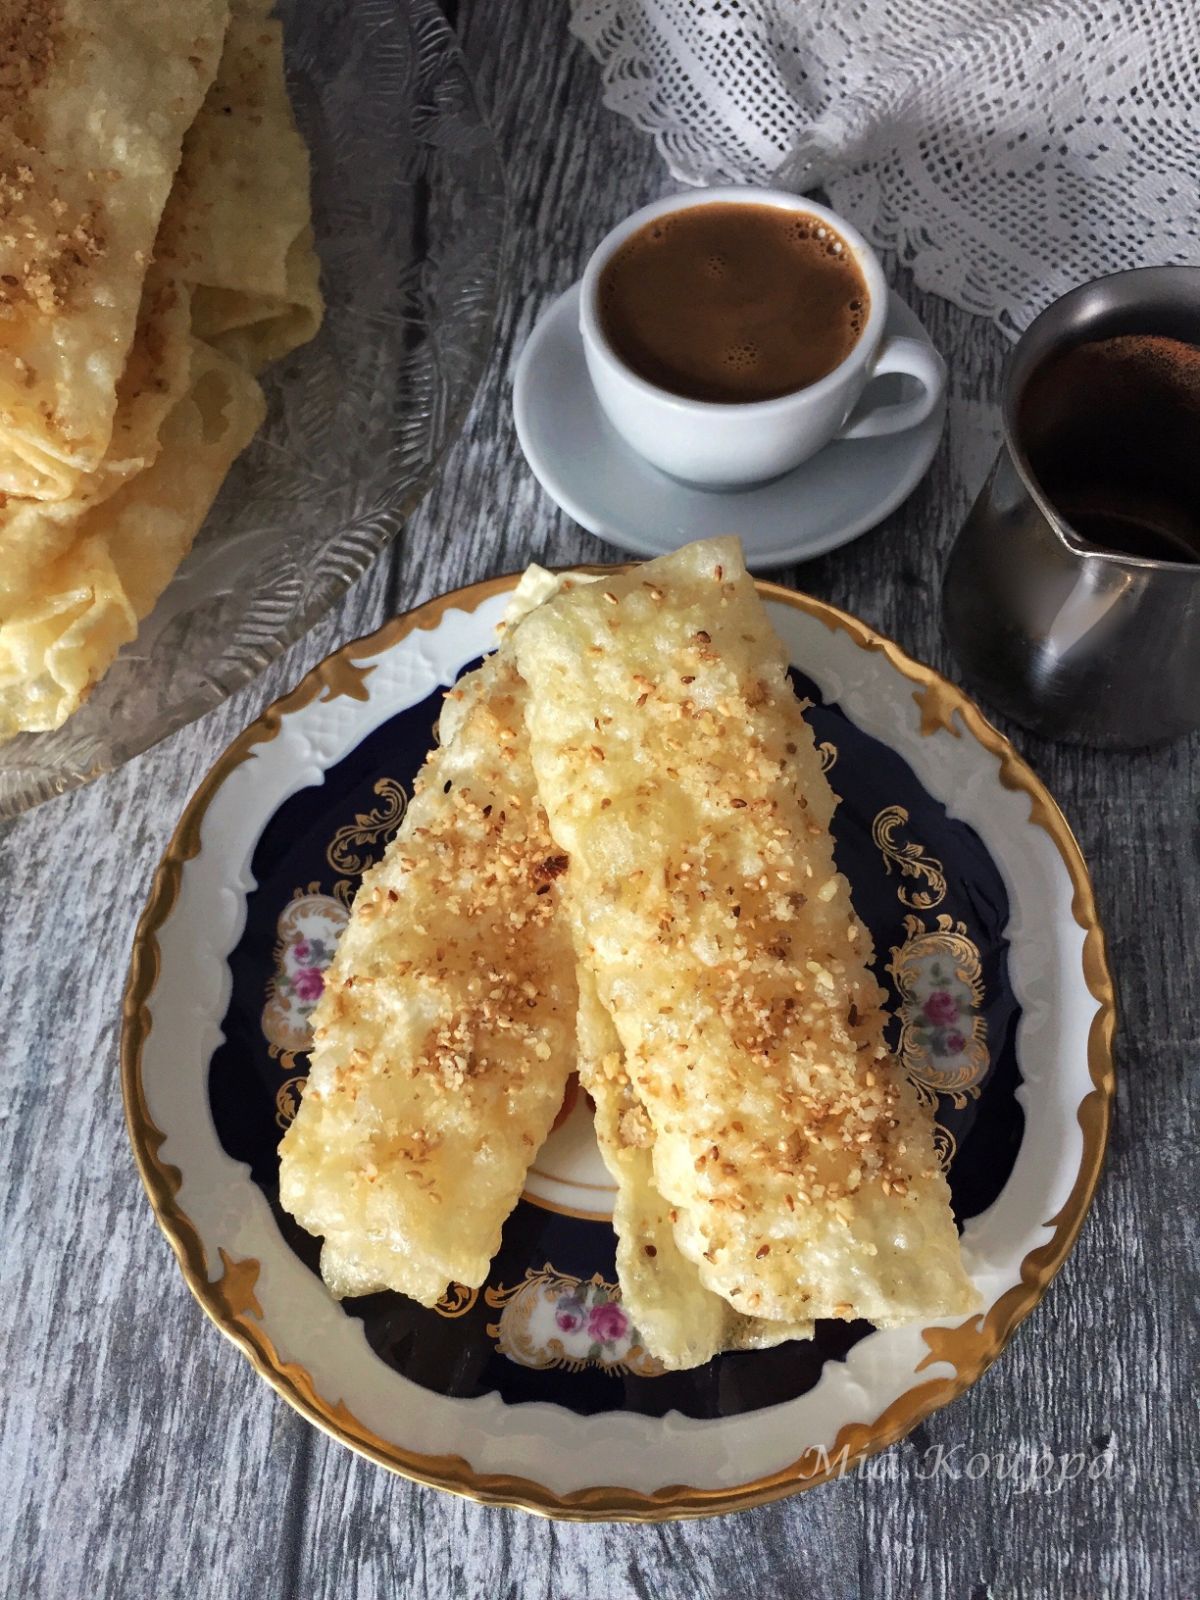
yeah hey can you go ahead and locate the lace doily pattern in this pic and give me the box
[570,0,1200,334]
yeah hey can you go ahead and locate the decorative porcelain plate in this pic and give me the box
[122,572,1115,1520]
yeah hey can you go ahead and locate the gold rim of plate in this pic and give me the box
[120,570,1117,1522]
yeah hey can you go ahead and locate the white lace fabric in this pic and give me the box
[569,0,1200,335]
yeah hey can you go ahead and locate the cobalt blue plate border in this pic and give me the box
[210,662,1023,1419]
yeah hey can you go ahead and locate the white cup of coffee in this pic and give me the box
[578,187,946,488]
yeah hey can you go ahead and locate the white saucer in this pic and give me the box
[513,282,947,568]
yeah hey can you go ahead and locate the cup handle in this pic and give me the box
[836,335,947,441]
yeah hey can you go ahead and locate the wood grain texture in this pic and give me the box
[0,2,1196,1596]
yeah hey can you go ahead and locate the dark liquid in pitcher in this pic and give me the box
[1018,334,1200,564]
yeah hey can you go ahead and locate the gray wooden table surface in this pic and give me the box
[1,2,1196,1596]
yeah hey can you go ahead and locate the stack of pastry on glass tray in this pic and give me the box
[0,0,321,740]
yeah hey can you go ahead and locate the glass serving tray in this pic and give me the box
[0,0,506,819]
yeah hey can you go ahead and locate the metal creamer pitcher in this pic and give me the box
[943,267,1200,748]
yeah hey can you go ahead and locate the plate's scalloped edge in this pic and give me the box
[120,571,1116,1523]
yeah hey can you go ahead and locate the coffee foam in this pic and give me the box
[599,202,870,404]
[1081,333,1200,401]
